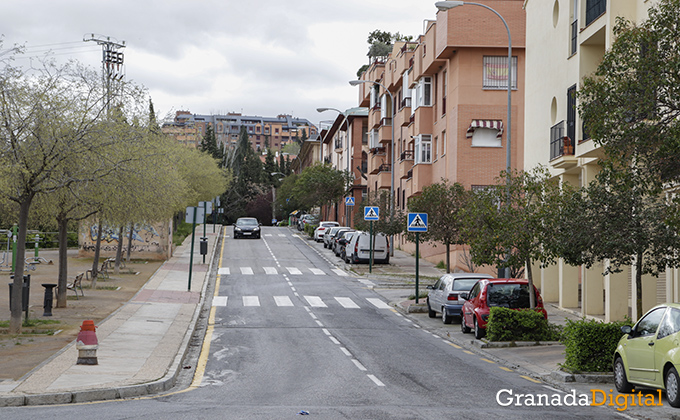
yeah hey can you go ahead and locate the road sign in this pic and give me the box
[185,206,205,224]
[345,197,355,206]
[364,206,379,221]
[407,213,428,232]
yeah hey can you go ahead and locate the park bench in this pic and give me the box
[66,273,85,299]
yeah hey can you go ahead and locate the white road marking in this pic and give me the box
[309,268,325,275]
[358,279,375,286]
[240,267,253,275]
[264,234,272,237]
[331,269,348,276]
[322,329,331,336]
[366,298,391,309]
[212,296,228,307]
[329,337,340,345]
[278,234,286,237]
[335,297,360,308]
[367,374,385,386]
[243,296,260,306]
[264,267,278,275]
[218,268,230,275]
[287,267,302,275]
[352,360,367,371]
[340,347,352,357]
[304,296,327,307]
[274,296,294,307]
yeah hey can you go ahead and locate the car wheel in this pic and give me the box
[667,367,680,407]
[474,316,485,339]
[442,308,452,324]
[614,356,633,393]
[427,300,436,318]
[461,315,471,333]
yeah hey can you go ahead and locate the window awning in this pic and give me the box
[466,120,504,140]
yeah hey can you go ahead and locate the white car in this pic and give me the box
[314,221,339,242]
[323,226,348,249]
[345,231,389,264]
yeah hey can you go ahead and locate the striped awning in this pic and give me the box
[466,120,504,140]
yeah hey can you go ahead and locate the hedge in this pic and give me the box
[486,307,561,342]
[561,318,633,373]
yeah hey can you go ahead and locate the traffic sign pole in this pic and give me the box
[415,232,420,304]
[369,221,374,274]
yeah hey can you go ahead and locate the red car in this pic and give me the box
[460,278,547,339]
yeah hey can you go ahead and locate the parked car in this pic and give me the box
[314,221,339,242]
[426,273,494,324]
[338,231,357,261]
[332,229,355,256]
[460,278,547,339]
[613,303,680,407]
[297,214,317,231]
[323,226,348,249]
[345,231,389,264]
[233,217,261,239]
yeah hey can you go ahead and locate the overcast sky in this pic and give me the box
[0,0,437,125]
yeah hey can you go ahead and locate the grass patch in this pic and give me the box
[408,291,429,300]
[435,261,446,270]
[96,285,121,290]
[0,319,61,328]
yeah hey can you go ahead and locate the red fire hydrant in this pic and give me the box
[76,320,98,365]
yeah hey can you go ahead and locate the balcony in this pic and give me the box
[585,0,606,27]
[377,163,391,173]
[550,121,577,170]
[334,139,343,153]
[400,150,414,161]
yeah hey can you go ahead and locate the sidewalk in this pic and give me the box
[0,227,220,406]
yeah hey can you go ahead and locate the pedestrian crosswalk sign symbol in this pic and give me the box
[364,206,379,221]
[345,197,355,206]
[407,213,428,232]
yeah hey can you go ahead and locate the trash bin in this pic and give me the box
[8,274,30,312]
[199,238,208,255]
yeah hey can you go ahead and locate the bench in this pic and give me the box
[67,273,85,299]
[86,258,111,282]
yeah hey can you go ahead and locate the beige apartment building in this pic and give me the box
[524,0,664,321]
[352,0,526,271]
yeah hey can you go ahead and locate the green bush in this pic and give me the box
[486,307,561,342]
[561,318,632,373]
[173,221,194,246]
[304,223,317,237]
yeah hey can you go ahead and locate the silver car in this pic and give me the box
[323,226,348,249]
[427,273,494,324]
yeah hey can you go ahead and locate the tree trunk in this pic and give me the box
[10,196,34,333]
[445,242,451,273]
[92,220,103,279]
[56,215,70,308]
[126,223,134,263]
[115,225,124,275]
[526,257,536,309]
[636,253,643,321]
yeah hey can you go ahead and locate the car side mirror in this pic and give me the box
[427,285,434,290]
[459,292,469,300]
[621,325,632,335]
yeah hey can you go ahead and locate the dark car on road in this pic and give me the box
[233,217,261,239]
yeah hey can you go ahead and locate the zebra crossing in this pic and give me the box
[217,267,348,277]
[212,295,391,309]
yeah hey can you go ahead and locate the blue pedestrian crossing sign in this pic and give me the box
[364,206,379,221]
[407,213,428,232]
[345,197,355,206]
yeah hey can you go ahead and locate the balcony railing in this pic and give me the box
[550,120,574,160]
[400,150,414,161]
[406,168,413,179]
[585,0,606,26]
[401,97,411,110]
[334,139,342,150]
[381,117,392,127]
[378,163,391,173]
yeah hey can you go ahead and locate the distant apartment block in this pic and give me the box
[162,111,317,152]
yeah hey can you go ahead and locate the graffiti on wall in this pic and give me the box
[79,220,171,260]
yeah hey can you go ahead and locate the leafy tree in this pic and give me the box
[292,164,351,212]
[222,127,264,222]
[354,190,405,237]
[148,99,160,135]
[579,0,680,185]
[200,123,222,162]
[461,168,564,308]
[408,180,468,273]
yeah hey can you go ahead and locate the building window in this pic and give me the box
[466,120,503,147]
[442,131,446,156]
[483,56,518,90]
[585,0,606,27]
[369,129,380,149]
[442,70,447,117]
[414,77,432,109]
[414,134,432,164]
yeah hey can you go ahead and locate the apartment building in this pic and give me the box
[162,111,317,152]
[353,0,526,271]
[524,0,661,321]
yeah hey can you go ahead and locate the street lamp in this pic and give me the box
[349,79,395,254]
[436,1,513,278]
[317,107,351,226]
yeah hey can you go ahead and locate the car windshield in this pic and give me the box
[486,283,533,308]
[452,279,480,291]
[237,219,258,226]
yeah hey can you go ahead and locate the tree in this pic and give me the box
[579,0,680,185]
[461,168,564,308]
[222,127,264,222]
[408,180,468,273]
[200,124,222,161]
[292,164,351,212]
[354,190,405,237]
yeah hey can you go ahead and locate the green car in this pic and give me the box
[614,303,680,407]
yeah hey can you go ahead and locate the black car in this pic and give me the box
[233,217,261,239]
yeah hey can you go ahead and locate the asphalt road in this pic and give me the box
[0,227,632,419]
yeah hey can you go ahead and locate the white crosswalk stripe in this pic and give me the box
[263,267,278,275]
[309,268,325,275]
[274,296,294,306]
[335,297,359,308]
[264,234,272,237]
[243,296,260,306]
[218,267,230,275]
[240,267,254,275]
[212,296,228,306]
[304,296,327,308]
[366,298,391,309]
[278,234,286,237]
[286,267,302,275]
[331,269,348,276]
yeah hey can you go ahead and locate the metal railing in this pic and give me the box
[377,163,391,173]
[400,150,414,161]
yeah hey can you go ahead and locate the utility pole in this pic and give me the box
[83,33,126,112]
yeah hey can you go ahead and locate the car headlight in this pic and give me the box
[254,227,260,231]
[235,227,242,231]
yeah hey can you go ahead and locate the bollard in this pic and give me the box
[76,320,98,365]
[41,283,56,317]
